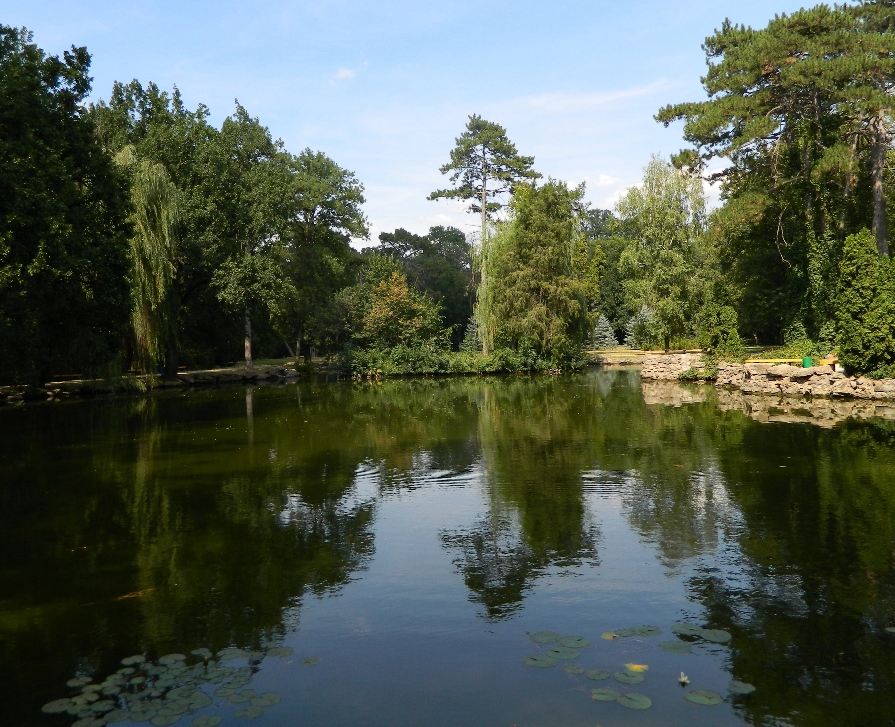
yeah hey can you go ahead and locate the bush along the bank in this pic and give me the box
[837,229,895,378]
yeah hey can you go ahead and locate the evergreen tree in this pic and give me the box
[591,314,619,349]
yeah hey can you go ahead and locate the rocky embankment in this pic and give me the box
[641,353,895,401]
[642,380,895,428]
[0,365,301,405]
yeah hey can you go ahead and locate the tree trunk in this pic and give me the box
[244,309,253,370]
[295,325,303,363]
[870,113,889,257]
[163,343,179,381]
[283,340,295,357]
[664,335,670,354]
[480,145,490,356]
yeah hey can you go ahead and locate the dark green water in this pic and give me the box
[3,370,895,726]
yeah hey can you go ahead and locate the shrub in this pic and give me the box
[696,302,743,359]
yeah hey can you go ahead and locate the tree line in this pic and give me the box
[3,0,895,384]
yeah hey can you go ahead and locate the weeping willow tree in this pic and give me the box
[116,147,179,374]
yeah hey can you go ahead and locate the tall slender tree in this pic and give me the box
[429,115,539,353]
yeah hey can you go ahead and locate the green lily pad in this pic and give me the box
[545,646,580,660]
[130,676,146,686]
[617,692,652,710]
[614,671,644,684]
[82,684,103,693]
[191,648,212,658]
[186,693,213,709]
[159,654,187,665]
[686,689,723,705]
[150,716,182,726]
[300,656,321,666]
[102,684,122,697]
[158,703,189,716]
[80,692,99,703]
[41,698,73,714]
[121,655,146,666]
[558,636,590,648]
[631,625,662,637]
[117,667,136,676]
[234,705,265,719]
[591,687,620,701]
[611,628,635,637]
[90,700,115,712]
[191,718,223,727]
[563,664,585,675]
[251,692,281,707]
[585,669,610,681]
[72,718,105,727]
[671,623,704,637]
[701,629,732,644]
[214,687,235,697]
[266,646,293,658]
[168,687,197,700]
[659,640,692,653]
[130,708,159,722]
[729,680,756,695]
[67,677,92,688]
[229,689,257,704]
[216,648,249,661]
[523,654,556,668]
[529,631,562,644]
[105,709,129,723]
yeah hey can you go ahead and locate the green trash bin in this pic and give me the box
[802,356,813,368]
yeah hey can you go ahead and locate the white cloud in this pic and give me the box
[335,68,356,80]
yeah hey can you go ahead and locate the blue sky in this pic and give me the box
[4,1,810,244]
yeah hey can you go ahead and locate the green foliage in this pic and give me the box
[479,181,588,365]
[836,228,895,374]
[429,114,540,234]
[696,302,744,359]
[616,157,707,351]
[0,26,131,384]
[624,306,656,349]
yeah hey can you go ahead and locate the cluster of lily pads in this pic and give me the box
[522,623,756,712]
[41,645,308,726]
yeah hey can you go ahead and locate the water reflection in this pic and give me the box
[3,373,895,726]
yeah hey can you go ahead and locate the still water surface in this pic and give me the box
[3,370,895,726]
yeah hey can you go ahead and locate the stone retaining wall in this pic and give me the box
[641,353,895,400]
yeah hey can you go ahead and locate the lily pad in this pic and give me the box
[701,628,732,644]
[191,648,212,658]
[624,663,648,673]
[82,684,103,693]
[168,687,197,700]
[600,631,618,640]
[229,689,257,703]
[617,692,652,710]
[729,680,756,695]
[216,648,249,661]
[614,670,644,684]
[102,684,122,697]
[563,664,585,675]
[671,623,704,637]
[659,640,692,653]
[117,667,136,676]
[611,627,636,637]
[105,710,129,723]
[886,626,895,634]
[191,718,223,727]
[158,703,189,716]
[591,687,620,701]
[130,708,159,722]
[159,654,187,665]
[235,705,265,719]
[121,655,146,666]
[72,718,105,727]
[686,689,723,705]
[631,625,662,637]
[251,693,281,707]
[41,698,73,714]
[67,677,92,688]
[266,646,293,658]
[90,700,115,712]
[186,693,213,709]
[300,656,321,666]
[585,669,610,681]
[214,687,235,697]
[545,646,580,660]
[130,676,146,686]
[530,631,562,644]
[523,654,556,668]
[558,636,590,648]
[150,716,182,726]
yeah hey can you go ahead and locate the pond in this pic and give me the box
[3,369,895,726]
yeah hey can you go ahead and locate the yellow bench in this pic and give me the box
[744,358,804,364]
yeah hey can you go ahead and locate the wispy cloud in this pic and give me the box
[335,68,356,80]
